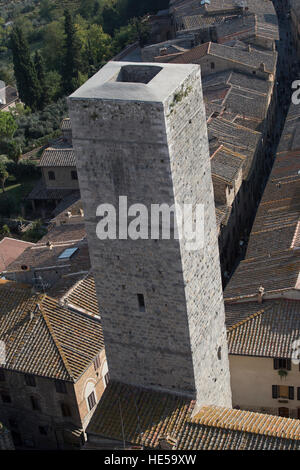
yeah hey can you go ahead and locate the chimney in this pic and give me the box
[159,47,168,56]
[258,286,265,304]
[46,241,53,250]
[259,62,266,72]
[79,208,84,217]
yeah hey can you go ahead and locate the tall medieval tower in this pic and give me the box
[68,62,232,410]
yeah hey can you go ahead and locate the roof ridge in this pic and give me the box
[227,303,275,332]
[60,270,91,304]
[192,405,300,441]
[251,224,298,236]
[38,295,74,381]
[220,145,247,160]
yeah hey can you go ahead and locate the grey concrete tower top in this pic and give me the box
[69,61,200,103]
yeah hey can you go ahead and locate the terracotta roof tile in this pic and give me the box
[39,147,76,167]
[87,382,300,449]
[0,281,103,381]
[0,238,34,272]
[227,299,300,357]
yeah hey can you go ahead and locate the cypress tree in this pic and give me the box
[34,51,51,109]
[10,26,42,111]
[62,10,82,95]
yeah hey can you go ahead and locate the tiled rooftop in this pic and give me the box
[61,273,100,318]
[5,233,90,276]
[0,281,103,381]
[227,299,300,358]
[224,249,300,300]
[87,381,300,449]
[39,147,76,168]
[61,118,71,131]
[0,238,34,273]
[170,41,277,74]
[225,103,300,300]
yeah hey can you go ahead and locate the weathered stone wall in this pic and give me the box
[68,62,232,409]
[0,423,14,450]
[0,369,80,449]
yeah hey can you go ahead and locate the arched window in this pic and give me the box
[101,360,110,389]
[84,381,97,412]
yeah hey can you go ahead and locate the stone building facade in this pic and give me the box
[68,61,232,411]
[0,282,106,450]
[0,422,14,449]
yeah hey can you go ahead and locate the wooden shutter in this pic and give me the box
[272,385,278,398]
[273,358,279,370]
[288,387,294,400]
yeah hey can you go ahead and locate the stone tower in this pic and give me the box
[68,62,232,410]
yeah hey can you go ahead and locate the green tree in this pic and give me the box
[0,67,15,87]
[44,70,62,101]
[10,26,42,111]
[0,224,10,237]
[84,24,112,71]
[112,18,149,53]
[40,0,55,22]
[34,51,51,109]
[101,4,122,35]
[42,20,65,71]
[0,162,9,193]
[78,0,98,19]
[0,112,17,139]
[7,140,21,163]
[62,10,82,95]
[22,219,47,242]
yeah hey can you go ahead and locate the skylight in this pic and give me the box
[58,247,79,260]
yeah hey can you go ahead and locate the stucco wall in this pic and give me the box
[230,355,300,417]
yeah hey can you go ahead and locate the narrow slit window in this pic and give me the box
[137,294,145,312]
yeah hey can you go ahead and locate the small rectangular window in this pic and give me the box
[289,386,294,400]
[87,391,96,411]
[48,171,55,181]
[0,369,5,382]
[61,403,71,417]
[104,372,110,386]
[274,358,291,370]
[39,426,48,436]
[93,355,101,371]
[55,380,67,394]
[25,374,36,387]
[1,393,11,403]
[9,419,18,430]
[272,385,278,399]
[71,170,78,180]
[30,396,41,411]
[137,294,145,312]
[297,387,300,401]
